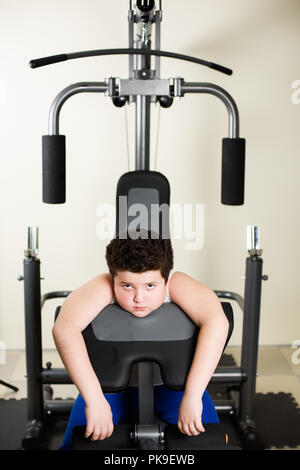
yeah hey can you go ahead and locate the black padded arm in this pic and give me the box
[80,301,234,392]
[54,301,233,392]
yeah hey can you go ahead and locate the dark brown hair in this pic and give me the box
[105,230,173,283]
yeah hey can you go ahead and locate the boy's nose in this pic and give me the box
[134,290,143,303]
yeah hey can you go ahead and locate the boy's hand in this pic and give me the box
[84,396,114,441]
[177,391,205,436]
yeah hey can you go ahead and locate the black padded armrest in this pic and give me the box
[54,301,233,393]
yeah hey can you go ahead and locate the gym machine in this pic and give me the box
[20,0,267,450]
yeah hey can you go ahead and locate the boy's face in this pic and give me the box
[113,270,168,318]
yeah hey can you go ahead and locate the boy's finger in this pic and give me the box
[107,423,114,438]
[91,426,101,441]
[177,421,183,434]
[99,425,108,441]
[85,425,93,438]
[188,422,201,436]
[195,419,205,433]
[182,422,191,436]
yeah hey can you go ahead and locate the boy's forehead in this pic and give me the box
[115,270,164,282]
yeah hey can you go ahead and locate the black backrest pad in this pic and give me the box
[82,301,233,393]
[116,171,170,237]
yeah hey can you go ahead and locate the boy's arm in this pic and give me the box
[168,271,229,436]
[52,273,114,441]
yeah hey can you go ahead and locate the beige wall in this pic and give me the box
[0,0,299,349]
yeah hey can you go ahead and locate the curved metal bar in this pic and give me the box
[41,290,71,309]
[180,82,240,138]
[48,82,107,135]
[214,290,244,311]
[29,49,232,76]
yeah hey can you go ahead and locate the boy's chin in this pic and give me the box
[129,303,164,317]
[116,302,164,317]
[129,308,152,318]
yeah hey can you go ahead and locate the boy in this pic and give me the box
[53,232,229,449]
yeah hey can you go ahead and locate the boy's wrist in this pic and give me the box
[184,384,205,398]
[82,384,105,405]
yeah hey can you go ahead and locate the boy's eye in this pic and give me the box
[122,284,155,289]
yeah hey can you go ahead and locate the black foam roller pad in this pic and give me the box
[71,425,135,450]
[221,138,245,205]
[165,423,229,450]
[42,135,66,204]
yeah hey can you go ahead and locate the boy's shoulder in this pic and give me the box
[169,271,193,283]
[168,271,193,292]
[169,271,206,299]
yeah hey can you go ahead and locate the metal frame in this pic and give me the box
[47,79,239,170]
[20,0,266,450]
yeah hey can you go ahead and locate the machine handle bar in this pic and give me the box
[29,48,232,75]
